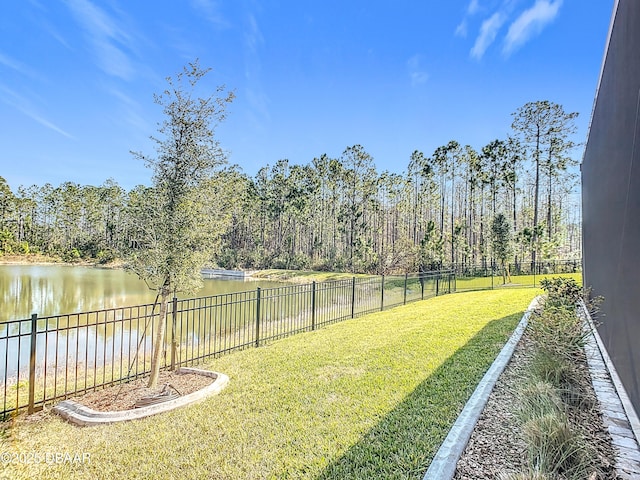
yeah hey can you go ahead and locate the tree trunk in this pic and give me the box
[148,282,170,388]
[450,168,455,266]
[512,185,517,234]
[532,126,540,267]
[480,184,485,268]
[547,161,553,242]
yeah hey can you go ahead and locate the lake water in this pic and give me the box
[0,264,283,322]
[0,265,424,389]
[0,265,286,381]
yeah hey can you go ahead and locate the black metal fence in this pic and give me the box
[453,260,582,292]
[0,270,454,418]
[1,261,582,419]
[450,259,581,277]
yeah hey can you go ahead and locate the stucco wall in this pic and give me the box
[582,0,640,413]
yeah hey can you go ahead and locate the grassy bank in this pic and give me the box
[0,253,124,269]
[250,268,374,283]
[456,272,582,291]
[2,288,538,479]
[0,253,64,265]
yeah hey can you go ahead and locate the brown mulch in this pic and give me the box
[69,370,215,412]
[453,334,533,479]
[454,332,618,480]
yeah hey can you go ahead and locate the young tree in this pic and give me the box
[128,60,234,388]
[491,213,512,284]
[0,177,16,253]
[418,220,444,271]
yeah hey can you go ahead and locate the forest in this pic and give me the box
[0,100,581,275]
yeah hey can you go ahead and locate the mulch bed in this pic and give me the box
[454,332,618,479]
[69,370,215,412]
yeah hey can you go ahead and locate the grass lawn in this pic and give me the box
[1,288,538,480]
[455,272,582,291]
[250,269,373,283]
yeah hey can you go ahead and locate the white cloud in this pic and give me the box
[64,0,136,80]
[245,14,264,55]
[456,0,483,37]
[189,0,230,29]
[471,12,507,60]
[503,0,563,55]
[105,86,150,134]
[0,52,40,79]
[0,84,74,139]
[21,110,74,139]
[455,19,468,38]
[244,14,269,128]
[407,55,429,86]
[467,0,482,15]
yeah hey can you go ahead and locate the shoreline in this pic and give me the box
[0,254,124,269]
[0,256,368,282]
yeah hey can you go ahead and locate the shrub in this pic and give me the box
[529,349,574,388]
[17,241,29,254]
[518,381,564,421]
[62,248,81,263]
[512,276,606,479]
[528,307,589,363]
[96,249,117,264]
[522,413,595,479]
[539,277,582,309]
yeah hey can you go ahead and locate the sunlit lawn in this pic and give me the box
[251,269,373,283]
[1,288,538,480]
[455,271,582,291]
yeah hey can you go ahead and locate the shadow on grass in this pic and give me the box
[315,312,523,480]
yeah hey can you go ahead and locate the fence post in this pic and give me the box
[255,287,261,348]
[311,281,317,331]
[380,275,385,311]
[351,277,356,318]
[28,313,37,414]
[491,265,494,289]
[403,273,408,305]
[170,297,178,371]
[436,273,440,296]
[448,272,451,293]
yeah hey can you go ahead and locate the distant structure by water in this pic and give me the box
[201,269,257,279]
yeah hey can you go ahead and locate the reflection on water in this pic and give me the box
[0,265,284,380]
[0,265,282,322]
[0,269,433,412]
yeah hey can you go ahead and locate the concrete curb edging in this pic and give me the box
[53,367,229,426]
[422,296,542,480]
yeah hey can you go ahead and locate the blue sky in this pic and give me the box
[1,0,613,191]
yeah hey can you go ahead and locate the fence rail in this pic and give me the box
[449,259,581,277]
[0,270,455,418]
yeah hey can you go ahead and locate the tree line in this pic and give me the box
[0,100,580,275]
